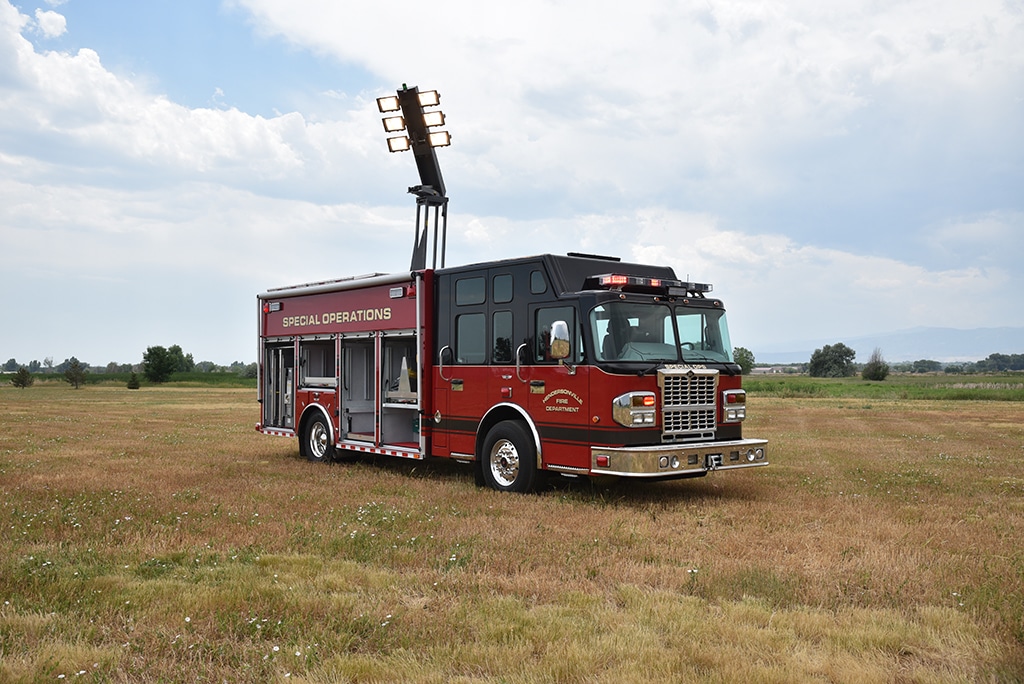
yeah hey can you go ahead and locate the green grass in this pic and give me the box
[19,371,256,388]
[745,372,1024,401]
[1,384,1023,681]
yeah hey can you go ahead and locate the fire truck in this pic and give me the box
[256,85,767,492]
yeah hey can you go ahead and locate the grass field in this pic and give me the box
[1,380,1022,682]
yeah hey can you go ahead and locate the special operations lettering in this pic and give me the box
[282,307,392,329]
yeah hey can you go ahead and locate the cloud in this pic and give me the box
[1,0,1021,364]
[626,208,1014,346]
[32,9,65,38]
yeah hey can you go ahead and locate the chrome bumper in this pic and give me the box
[591,439,768,478]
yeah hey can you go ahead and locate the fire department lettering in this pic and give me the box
[543,388,583,413]
[282,307,392,329]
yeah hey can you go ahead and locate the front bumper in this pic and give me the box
[591,439,768,478]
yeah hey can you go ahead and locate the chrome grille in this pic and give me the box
[659,368,718,442]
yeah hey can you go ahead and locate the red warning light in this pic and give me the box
[601,274,629,287]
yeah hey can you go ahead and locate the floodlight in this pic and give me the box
[422,111,445,128]
[387,136,412,153]
[427,131,451,148]
[376,95,401,113]
[417,90,440,107]
[382,115,406,132]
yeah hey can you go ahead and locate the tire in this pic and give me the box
[300,413,333,463]
[481,421,538,493]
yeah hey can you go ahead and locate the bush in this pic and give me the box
[11,367,33,388]
[861,347,890,381]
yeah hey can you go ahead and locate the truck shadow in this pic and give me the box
[325,450,765,505]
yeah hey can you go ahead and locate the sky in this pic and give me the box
[1,0,1022,367]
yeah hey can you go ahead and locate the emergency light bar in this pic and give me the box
[589,273,713,295]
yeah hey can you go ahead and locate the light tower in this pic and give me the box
[376,84,451,270]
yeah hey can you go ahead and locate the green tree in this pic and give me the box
[126,372,141,390]
[11,367,34,388]
[55,357,89,373]
[63,358,87,389]
[168,345,195,373]
[911,359,942,373]
[143,346,177,383]
[808,343,856,378]
[733,346,755,375]
[861,347,890,381]
[3,358,18,372]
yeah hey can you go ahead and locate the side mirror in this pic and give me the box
[549,320,570,360]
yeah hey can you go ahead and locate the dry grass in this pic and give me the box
[1,386,1022,682]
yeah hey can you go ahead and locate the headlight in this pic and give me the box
[722,389,746,423]
[612,391,657,428]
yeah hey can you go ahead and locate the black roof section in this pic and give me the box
[436,253,678,296]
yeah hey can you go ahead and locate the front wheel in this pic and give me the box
[481,421,538,493]
[300,413,333,463]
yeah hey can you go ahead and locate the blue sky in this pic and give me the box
[45,1,373,116]
[1,0,1022,366]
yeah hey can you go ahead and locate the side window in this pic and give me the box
[535,306,577,363]
[456,277,485,306]
[492,311,513,364]
[530,270,547,295]
[493,274,513,304]
[455,313,486,364]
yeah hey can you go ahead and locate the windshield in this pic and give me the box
[589,301,734,364]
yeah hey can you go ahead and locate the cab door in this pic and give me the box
[525,303,591,471]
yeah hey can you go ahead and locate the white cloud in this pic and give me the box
[1,0,1021,364]
[627,208,1015,346]
[33,9,65,38]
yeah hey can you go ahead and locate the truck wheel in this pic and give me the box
[301,413,333,463]
[481,421,538,493]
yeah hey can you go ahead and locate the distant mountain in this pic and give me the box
[754,327,1024,365]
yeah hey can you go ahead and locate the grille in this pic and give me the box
[660,368,718,442]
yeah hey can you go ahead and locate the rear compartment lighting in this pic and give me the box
[263,301,282,313]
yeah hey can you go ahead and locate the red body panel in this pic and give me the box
[262,283,416,337]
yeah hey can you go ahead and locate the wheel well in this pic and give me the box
[475,404,541,467]
[298,405,333,443]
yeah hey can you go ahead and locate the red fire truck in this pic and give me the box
[255,85,767,492]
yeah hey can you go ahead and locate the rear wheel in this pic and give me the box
[301,413,333,462]
[481,421,538,493]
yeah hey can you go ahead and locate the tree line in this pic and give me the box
[729,345,1020,379]
[803,345,1022,380]
[5,344,256,389]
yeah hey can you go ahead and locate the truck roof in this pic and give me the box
[259,253,682,300]
[437,253,679,296]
